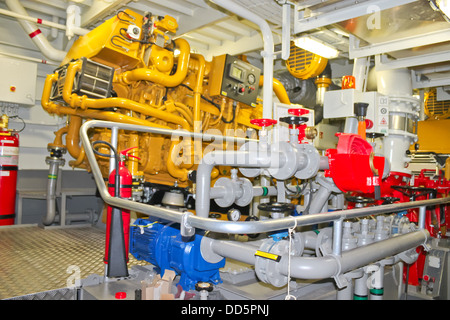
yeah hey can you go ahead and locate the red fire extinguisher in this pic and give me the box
[104,146,139,264]
[0,116,19,226]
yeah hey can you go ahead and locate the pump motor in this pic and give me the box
[129,218,225,291]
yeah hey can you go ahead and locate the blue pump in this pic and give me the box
[129,218,225,291]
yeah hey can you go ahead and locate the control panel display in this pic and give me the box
[209,54,261,107]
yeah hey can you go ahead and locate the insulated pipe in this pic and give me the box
[5,0,66,62]
[80,120,450,235]
[0,7,89,36]
[213,0,274,119]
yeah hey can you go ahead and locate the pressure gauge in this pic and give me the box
[227,208,241,222]
[248,73,256,85]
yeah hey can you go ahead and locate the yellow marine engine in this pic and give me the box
[41,9,265,200]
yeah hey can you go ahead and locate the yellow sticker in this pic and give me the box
[254,250,281,262]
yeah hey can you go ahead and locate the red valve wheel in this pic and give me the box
[250,118,278,127]
[288,108,309,116]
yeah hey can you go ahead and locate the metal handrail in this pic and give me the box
[80,120,450,234]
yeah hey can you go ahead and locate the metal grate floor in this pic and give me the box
[0,224,146,299]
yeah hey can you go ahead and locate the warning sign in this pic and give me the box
[380,117,387,125]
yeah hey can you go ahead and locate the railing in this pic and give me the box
[80,120,450,244]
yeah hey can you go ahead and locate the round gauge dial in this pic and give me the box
[247,73,256,85]
[227,208,241,222]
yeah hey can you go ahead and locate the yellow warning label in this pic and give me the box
[254,250,281,262]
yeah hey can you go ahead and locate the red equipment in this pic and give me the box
[0,128,19,226]
[104,147,139,264]
[325,133,385,194]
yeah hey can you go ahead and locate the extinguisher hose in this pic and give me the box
[92,140,120,198]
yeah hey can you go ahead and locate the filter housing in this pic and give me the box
[50,57,115,103]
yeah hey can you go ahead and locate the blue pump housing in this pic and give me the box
[129,218,225,291]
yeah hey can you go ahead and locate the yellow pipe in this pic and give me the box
[66,115,83,159]
[61,60,191,130]
[191,54,206,129]
[117,38,190,87]
[259,75,291,105]
[42,60,191,181]
[128,133,140,176]
[49,126,68,149]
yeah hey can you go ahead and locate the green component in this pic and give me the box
[370,288,384,296]
[48,174,58,180]
[353,294,368,300]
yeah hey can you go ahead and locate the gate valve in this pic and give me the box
[280,115,309,144]
[250,118,277,144]
[250,118,278,128]
[279,115,308,126]
[288,108,309,116]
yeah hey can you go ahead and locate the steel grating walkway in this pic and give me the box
[0,224,147,299]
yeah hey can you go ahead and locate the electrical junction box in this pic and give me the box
[209,54,261,107]
[323,89,390,135]
[0,56,37,108]
[273,102,314,143]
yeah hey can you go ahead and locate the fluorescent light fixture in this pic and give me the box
[293,36,340,59]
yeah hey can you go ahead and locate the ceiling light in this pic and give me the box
[293,36,340,59]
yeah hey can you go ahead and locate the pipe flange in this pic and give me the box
[267,141,297,180]
[213,177,235,208]
[45,156,65,166]
[234,178,253,207]
[238,142,262,178]
[255,238,289,288]
[294,143,320,180]
[315,227,333,257]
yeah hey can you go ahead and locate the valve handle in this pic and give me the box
[288,108,309,116]
[120,146,141,160]
[250,118,277,127]
[279,115,309,126]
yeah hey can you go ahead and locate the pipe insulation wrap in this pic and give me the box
[5,0,66,61]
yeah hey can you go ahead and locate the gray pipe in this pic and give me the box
[80,120,450,235]
[43,158,64,226]
[204,229,429,283]
[196,150,281,218]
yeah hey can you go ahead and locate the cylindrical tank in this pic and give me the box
[0,129,19,225]
[104,160,132,263]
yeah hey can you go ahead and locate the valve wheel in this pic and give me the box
[250,118,278,127]
[279,116,309,126]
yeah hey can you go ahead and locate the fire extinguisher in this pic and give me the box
[104,146,139,264]
[0,115,19,226]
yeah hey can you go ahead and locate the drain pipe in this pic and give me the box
[43,146,66,226]
[5,0,66,62]
[212,0,274,119]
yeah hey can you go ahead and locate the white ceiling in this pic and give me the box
[1,0,450,89]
